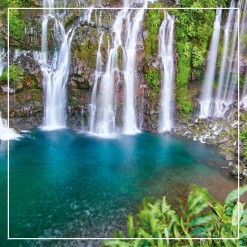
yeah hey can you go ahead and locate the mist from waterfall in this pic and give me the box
[37,0,75,130]
[158,13,175,132]
[199,9,222,118]
[89,2,148,136]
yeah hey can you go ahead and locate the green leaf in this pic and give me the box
[190,226,210,237]
[240,226,247,239]
[158,231,166,247]
[232,203,244,226]
[103,240,131,247]
[189,214,214,227]
[138,228,152,238]
[224,185,247,206]
[128,215,135,238]
[240,208,247,226]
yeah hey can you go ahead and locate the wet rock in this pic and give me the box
[243,169,247,177]
[229,164,238,177]
[1,86,15,93]
[217,138,228,145]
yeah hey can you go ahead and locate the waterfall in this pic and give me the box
[223,10,238,105]
[0,46,4,75]
[0,46,20,140]
[215,3,234,101]
[214,1,237,117]
[199,9,222,118]
[37,1,75,130]
[0,112,21,141]
[89,31,104,133]
[89,2,149,136]
[158,13,175,132]
[240,0,247,108]
[123,2,148,134]
[92,9,127,135]
[42,25,75,130]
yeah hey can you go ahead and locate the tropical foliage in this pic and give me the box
[172,0,219,116]
[104,185,247,247]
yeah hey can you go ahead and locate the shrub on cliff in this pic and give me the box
[241,130,247,161]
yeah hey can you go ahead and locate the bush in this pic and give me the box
[104,185,247,247]
[172,0,218,116]
[0,65,20,82]
[145,69,160,98]
[144,3,163,57]
[240,130,247,160]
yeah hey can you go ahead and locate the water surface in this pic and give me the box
[0,129,236,240]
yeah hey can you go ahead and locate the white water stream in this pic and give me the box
[199,9,222,118]
[89,1,149,136]
[158,13,175,132]
[36,0,75,130]
[240,0,247,109]
[0,46,20,140]
[214,1,237,117]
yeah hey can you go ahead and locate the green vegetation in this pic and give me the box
[175,42,193,115]
[144,3,163,57]
[145,69,160,98]
[104,185,247,247]
[172,0,218,116]
[0,65,21,82]
[142,0,231,117]
[1,0,37,40]
[76,38,97,68]
[9,9,25,40]
[143,3,164,100]
[117,46,124,70]
[1,0,36,9]
[241,130,247,160]
[0,65,26,90]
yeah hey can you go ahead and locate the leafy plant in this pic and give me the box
[104,185,247,247]
[9,9,25,40]
[240,130,247,160]
[144,3,163,56]
[0,64,20,82]
[145,69,160,98]
[171,0,223,116]
[2,0,37,40]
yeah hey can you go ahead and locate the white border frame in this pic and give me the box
[7,6,240,241]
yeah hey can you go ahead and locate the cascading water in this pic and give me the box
[240,0,247,108]
[0,46,4,75]
[89,1,149,136]
[123,2,148,134]
[89,31,104,133]
[92,9,127,135]
[37,0,75,130]
[0,46,20,140]
[223,9,238,105]
[214,1,237,117]
[158,12,175,132]
[0,112,21,141]
[199,9,222,118]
